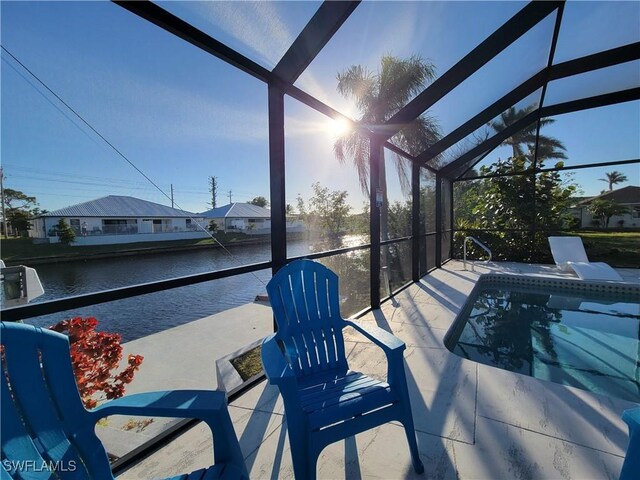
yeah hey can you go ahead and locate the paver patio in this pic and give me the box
[120,261,638,479]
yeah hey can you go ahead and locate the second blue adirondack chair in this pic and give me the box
[261,259,424,479]
[0,321,248,480]
[621,407,640,480]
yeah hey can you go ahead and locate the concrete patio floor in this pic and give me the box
[118,261,639,479]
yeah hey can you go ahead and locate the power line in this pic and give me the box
[1,46,267,286]
[3,165,212,195]
[1,46,175,208]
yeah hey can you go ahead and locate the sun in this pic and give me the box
[326,117,352,138]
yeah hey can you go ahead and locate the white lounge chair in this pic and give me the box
[548,236,623,281]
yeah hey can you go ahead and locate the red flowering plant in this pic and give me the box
[50,317,143,409]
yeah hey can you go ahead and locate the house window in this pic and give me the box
[102,219,138,235]
[633,207,640,219]
[69,219,81,234]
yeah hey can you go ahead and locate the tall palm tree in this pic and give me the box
[599,171,628,191]
[490,106,566,163]
[334,55,440,240]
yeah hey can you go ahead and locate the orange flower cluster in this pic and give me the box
[50,317,144,409]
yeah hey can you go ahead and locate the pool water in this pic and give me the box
[446,281,640,403]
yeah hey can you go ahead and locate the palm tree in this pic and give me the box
[599,171,628,191]
[490,106,566,164]
[334,55,440,241]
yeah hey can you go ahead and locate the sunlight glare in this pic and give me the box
[326,117,352,138]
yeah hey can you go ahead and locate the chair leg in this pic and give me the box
[402,411,424,474]
[306,448,318,480]
[288,426,313,480]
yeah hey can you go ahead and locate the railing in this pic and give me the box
[463,236,492,271]
[1,236,440,474]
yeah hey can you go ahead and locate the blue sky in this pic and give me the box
[1,1,638,215]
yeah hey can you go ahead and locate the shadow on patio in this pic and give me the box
[120,261,634,479]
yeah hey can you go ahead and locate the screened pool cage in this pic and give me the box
[2,0,638,471]
[4,0,639,318]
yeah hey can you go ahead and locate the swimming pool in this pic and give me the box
[445,275,640,403]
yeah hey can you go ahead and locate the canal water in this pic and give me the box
[24,239,318,341]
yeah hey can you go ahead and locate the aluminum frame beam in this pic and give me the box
[273,1,359,88]
[114,1,273,83]
[418,42,640,166]
[383,1,562,139]
[441,87,640,176]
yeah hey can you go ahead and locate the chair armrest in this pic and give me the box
[344,320,406,354]
[93,390,248,478]
[345,320,407,387]
[92,390,226,420]
[261,335,298,387]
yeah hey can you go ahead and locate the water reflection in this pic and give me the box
[26,236,377,341]
[449,286,640,402]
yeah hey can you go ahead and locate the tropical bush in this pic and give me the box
[56,218,76,245]
[50,317,143,409]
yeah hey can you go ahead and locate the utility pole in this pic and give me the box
[209,176,218,208]
[0,166,6,237]
[170,184,174,208]
[227,190,233,203]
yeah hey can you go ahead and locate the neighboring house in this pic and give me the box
[200,203,305,234]
[571,186,640,228]
[30,195,208,245]
[200,203,271,234]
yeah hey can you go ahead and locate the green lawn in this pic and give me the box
[571,231,640,268]
[0,233,263,265]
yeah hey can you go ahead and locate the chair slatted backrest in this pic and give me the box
[267,260,348,378]
[1,322,113,479]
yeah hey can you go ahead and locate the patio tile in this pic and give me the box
[345,343,478,443]
[246,417,457,480]
[117,421,213,479]
[230,380,285,416]
[118,405,284,479]
[123,261,637,479]
[475,362,635,456]
[453,415,624,480]
[386,320,450,349]
[403,347,477,443]
[392,300,458,330]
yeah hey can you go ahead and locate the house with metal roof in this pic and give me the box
[31,195,208,245]
[200,203,271,234]
[572,186,640,228]
[199,203,305,234]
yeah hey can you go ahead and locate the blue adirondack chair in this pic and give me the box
[621,407,640,480]
[0,321,248,480]
[261,259,424,479]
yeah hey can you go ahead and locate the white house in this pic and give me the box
[199,203,305,234]
[31,195,209,245]
[571,186,640,228]
[200,203,271,234]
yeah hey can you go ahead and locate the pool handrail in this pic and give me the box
[463,236,492,271]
